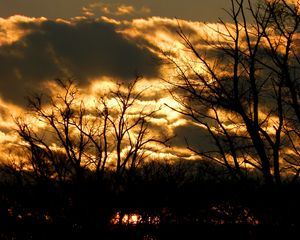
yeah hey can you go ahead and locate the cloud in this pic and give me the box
[0,15,46,44]
[0,15,225,162]
[82,2,151,19]
[0,16,159,105]
[0,15,221,106]
[171,123,216,151]
[115,17,216,62]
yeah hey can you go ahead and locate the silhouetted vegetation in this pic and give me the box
[1,0,300,239]
[1,159,300,239]
[165,0,300,186]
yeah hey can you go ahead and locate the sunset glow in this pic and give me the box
[1,1,300,239]
[0,0,297,175]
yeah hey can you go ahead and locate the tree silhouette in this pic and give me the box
[15,78,168,185]
[165,0,300,186]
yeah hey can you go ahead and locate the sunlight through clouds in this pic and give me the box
[0,15,46,45]
[0,1,297,169]
[81,2,151,19]
[0,13,242,166]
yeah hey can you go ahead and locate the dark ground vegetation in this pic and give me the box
[0,160,300,239]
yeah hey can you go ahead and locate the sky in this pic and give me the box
[0,0,233,21]
[0,0,298,185]
[0,0,255,165]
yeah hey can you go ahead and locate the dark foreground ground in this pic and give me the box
[1,183,300,240]
[0,222,299,240]
[1,162,300,239]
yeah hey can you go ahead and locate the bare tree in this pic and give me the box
[15,79,91,184]
[258,0,300,182]
[95,78,169,177]
[15,78,168,184]
[165,0,300,186]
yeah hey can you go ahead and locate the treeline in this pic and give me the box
[0,159,300,239]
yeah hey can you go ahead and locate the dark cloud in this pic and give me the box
[0,18,159,105]
[171,123,216,152]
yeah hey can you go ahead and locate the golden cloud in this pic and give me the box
[0,15,240,167]
[0,15,46,45]
[1,10,296,172]
[82,2,151,18]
